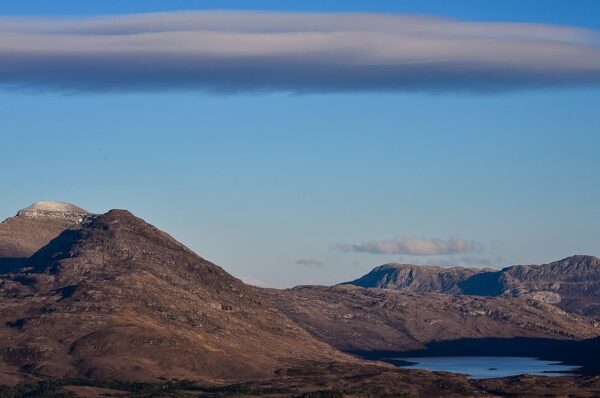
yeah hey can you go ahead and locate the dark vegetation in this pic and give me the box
[0,379,294,398]
[0,380,74,398]
[0,379,421,398]
[298,392,345,398]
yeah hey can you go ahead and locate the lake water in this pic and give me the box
[394,356,580,379]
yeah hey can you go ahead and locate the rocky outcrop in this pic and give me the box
[16,201,88,223]
[343,263,484,294]
[499,255,600,317]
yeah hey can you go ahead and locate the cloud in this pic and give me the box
[336,237,484,256]
[1,11,600,93]
[296,258,324,267]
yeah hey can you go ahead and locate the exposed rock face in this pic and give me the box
[343,263,484,294]
[500,255,600,317]
[0,210,347,383]
[345,255,600,318]
[270,285,600,353]
[0,201,88,273]
[16,201,88,223]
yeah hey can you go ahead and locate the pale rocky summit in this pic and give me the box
[16,201,88,223]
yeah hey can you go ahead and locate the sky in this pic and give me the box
[1,1,599,287]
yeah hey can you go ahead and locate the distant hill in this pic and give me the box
[343,263,485,294]
[344,255,600,318]
[0,201,88,272]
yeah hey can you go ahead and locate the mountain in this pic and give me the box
[0,209,347,383]
[343,263,485,294]
[269,285,600,353]
[0,201,88,272]
[1,202,599,388]
[345,255,600,318]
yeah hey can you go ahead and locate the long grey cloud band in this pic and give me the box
[2,11,600,93]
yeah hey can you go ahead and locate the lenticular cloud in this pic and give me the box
[1,11,600,93]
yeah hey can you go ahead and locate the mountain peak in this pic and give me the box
[28,208,212,280]
[92,209,147,225]
[16,200,89,223]
[344,262,483,293]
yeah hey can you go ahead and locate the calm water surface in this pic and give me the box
[395,356,580,379]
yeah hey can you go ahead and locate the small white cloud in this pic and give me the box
[336,237,484,256]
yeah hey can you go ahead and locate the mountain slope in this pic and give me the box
[0,201,88,273]
[270,285,600,353]
[0,210,348,383]
[499,255,600,317]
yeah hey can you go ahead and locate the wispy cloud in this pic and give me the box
[336,237,484,256]
[296,258,324,267]
[1,11,600,93]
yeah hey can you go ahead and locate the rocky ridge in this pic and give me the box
[346,255,600,318]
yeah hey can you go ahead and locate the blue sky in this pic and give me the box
[1,1,599,287]
[1,0,600,28]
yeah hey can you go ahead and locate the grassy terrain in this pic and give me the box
[0,379,296,398]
